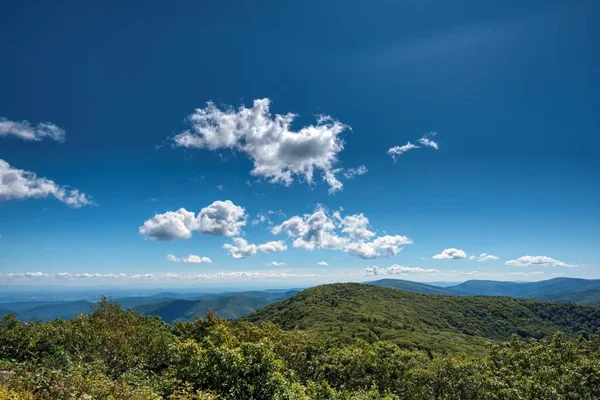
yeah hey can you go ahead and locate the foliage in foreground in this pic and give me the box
[0,298,599,399]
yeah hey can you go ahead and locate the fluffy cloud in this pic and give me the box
[0,159,93,207]
[166,254,212,264]
[0,117,65,142]
[272,207,412,259]
[196,200,246,236]
[387,142,419,161]
[317,261,329,266]
[223,237,287,259]
[339,213,375,240]
[505,255,573,268]
[433,248,467,260]
[418,132,439,150]
[266,261,285,266]
[364,264,440,276]
[139,200,246,241]
[172,99,349,193]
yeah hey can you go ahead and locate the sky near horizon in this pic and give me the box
[0,0,598,288]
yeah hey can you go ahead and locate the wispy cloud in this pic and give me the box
[0,117,65,142]
[166,254,212,264]
[505,255,574,268]
[0,159,93,207]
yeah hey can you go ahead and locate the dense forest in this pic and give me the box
[1,284,600,399]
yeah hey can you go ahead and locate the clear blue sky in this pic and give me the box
[0,0,598,287]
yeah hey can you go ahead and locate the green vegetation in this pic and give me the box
[366,279,459,296]
[1,284,600,399]
[246,283,600,353]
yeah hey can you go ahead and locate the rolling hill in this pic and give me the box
[245,283,600,353]
[367,278,461,295]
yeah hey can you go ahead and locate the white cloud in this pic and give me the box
[345,235,412,259]
[364,264,440,276]
[140,208,197,241]
[216,184,225,191]
[505,255,574,268]
[172,99,349,193]
[0,270,321,283]
[166,254,212,264]
[272,207,412,259]
[140,200,246,241]
[196,200,246,236]
[223,237,287,259]
[343,165,368,179]
[266,261,285,266]
[387,142,419,161]
[418,132,439,150]
[0,159,93,207]
[476,253,499,262]
[317,261,329,266]
[433,248,467,260]
[0,117,65,142]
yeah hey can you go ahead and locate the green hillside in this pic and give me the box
[367,278,460,295]
[135,295,276,322]
[535,287,600,305]
[246,283,600,353]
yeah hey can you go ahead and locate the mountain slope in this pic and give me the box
[449,277,600,300]
[135,290,299,323]
[367,279,460,295]
[246,283,600,353]
[535,287,600,305]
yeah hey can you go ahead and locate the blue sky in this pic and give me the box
[0,0,598,287]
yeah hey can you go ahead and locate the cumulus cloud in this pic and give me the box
[223,237,287,259]
[364,264,440,276]
[0,159,93,207]
[166,254,212,264]
[0,117,65,142]
[139,200,246,241]
[317,261,329,266]
[339,213,375,240]
[272,207,412,259]
[505,255,573,268]
[196,200,246,236]
[387,142,419,161]
[418,132,439,150]
[475,253,499,262]
[433,248,467,260]
[172,99,349,193]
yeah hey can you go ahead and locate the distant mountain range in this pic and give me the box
[1,277,600,323]
[368,277,600,304]
[0,290,299,322]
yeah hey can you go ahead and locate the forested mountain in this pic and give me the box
[246,283,600,353]
[134,293,296,323]
[2,294,600,399]
[0,290,299,322]
[448,277,600,298]
[366,279,460,295]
